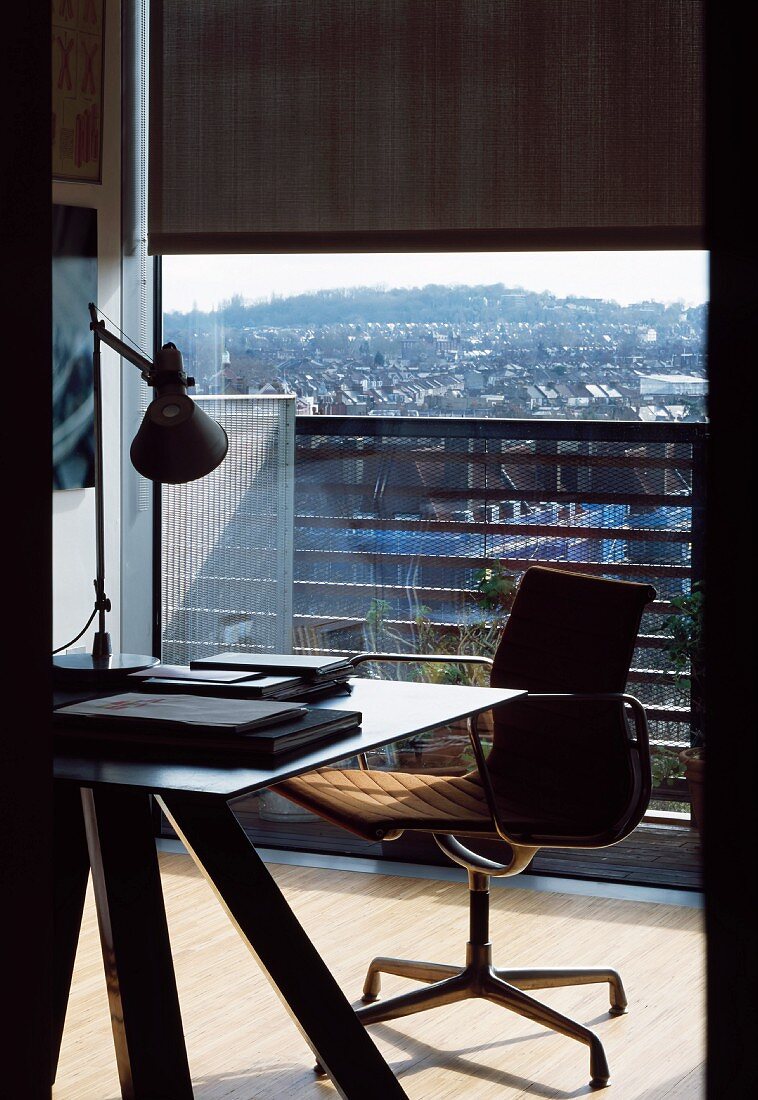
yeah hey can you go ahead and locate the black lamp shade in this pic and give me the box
[130,394,228,483]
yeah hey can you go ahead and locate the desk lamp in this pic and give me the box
[53,303,228,679]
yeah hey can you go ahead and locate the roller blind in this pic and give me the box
[149,0,703,254]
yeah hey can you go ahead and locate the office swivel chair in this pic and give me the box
[274,566,656,1088]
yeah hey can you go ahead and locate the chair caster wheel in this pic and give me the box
[361,993,379,1003]
[314,1061,327,1076]
[609,1003,627,1016]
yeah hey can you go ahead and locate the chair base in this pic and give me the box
[316,943,625,1088]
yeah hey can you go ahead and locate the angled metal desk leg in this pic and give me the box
[52,783,91,1084]
[158,793,408,1100]
[83,787,194,1100]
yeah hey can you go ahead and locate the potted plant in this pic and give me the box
[360,565,516,770]
[663,583,705,836]
[413,564,516,751]
[650,745,686,800]
[413,563,516,687]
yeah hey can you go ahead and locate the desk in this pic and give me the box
[53,678,524,1100]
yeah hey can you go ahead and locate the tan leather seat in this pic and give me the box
[279,764,581,841]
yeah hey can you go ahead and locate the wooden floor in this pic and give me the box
[54,853,705,1100]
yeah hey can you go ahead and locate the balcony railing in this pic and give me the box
[162,408,706,813]
[292,415,707,806]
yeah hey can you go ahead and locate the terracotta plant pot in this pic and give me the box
[679,748,705,839]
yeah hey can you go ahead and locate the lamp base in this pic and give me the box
[53,652,160,680]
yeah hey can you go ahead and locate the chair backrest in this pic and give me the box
[487,566,656,845]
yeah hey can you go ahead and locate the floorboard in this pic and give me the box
[53,851,705,1099]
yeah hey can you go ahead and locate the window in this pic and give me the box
[158,251,707,885]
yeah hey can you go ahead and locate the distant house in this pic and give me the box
[525,383,556,405]
[525,384,547,408]
[585,383,623,404]
[555,383,591,408]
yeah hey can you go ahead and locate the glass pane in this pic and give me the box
[160,252,707,884]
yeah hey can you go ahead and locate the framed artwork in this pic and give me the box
[53,204,97,491]
[52,0,105,182]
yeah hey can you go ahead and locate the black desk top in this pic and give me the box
[53,678,523,801]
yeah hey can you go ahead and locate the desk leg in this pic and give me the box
[83,787,194,1100]
[52,783,91,1083]
[158,793,408,1100]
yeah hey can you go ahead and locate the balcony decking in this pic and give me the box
[234,801,704,891]
[54,851,704,1099]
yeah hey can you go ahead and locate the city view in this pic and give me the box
[162,254,708,423]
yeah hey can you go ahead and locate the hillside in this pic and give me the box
[164,282,704,331]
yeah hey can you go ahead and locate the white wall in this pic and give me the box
[52,0,122,652]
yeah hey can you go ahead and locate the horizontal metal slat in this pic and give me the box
[296,415,708,445]
[294,515,691,541]
[296,443,695,472]
[296,483,692,507]
[293,550,691,578]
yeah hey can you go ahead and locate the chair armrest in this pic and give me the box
[464,712,520,845]
[465,692,651,846]
[350,651,493,670]
[522,692,650,756]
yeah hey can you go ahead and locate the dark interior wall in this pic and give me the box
[705,3,758,1095]
[0,3,52,1096]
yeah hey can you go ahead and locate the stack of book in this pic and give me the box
[53,690,362,761]
[130,653,354,702]
[190,652,353,681]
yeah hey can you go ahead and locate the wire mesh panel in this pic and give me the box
[293,417,707,787]
[161,395,295,663]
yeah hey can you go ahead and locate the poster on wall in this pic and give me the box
[52,0,105,182]
[53,204,97,491]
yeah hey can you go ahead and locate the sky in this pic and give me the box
[162,250,709,314]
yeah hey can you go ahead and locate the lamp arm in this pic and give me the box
[88,302,153,379]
